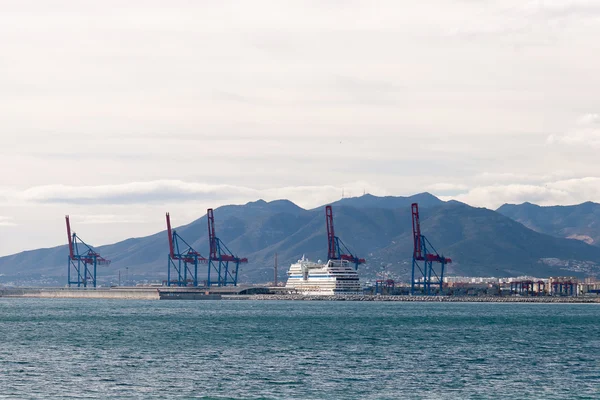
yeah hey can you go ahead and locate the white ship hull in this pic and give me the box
[285,257,361,295]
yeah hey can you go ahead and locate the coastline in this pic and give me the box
[245,294,600,303]
[1,287,599,303]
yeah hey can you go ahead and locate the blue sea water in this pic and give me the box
[0,299,598,399]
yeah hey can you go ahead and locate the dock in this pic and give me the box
[0,285,283,300]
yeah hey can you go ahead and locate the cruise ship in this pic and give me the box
[285,256,362,295]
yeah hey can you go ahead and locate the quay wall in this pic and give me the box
[0,288,160,300]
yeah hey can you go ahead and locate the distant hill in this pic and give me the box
[1,194,600,286]
[497,202,600,246]
[379,203,600,277]
[329,192,443,209]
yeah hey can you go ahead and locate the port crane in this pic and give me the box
[411,203,451,295]
[207,208,248,286]
[166,212,207,286]
[66,215,111,288]
[326,205,365,269]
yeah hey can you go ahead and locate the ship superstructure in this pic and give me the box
[285,256,361,295]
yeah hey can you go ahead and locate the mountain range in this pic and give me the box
[497,202,600,246]
[2,193,600,286]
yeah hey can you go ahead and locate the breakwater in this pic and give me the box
[249,294,600,303]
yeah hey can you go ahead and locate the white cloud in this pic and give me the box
[577,113,599,125]
[442,177,600,209]
[74,214,148,225]
[19,181,253,205]
[426,183,469,192]
[5,180,389,210]
[547,113,600,147]
[472,171,579,185]
[0,216,16,227]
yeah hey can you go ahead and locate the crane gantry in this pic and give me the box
[411,203,451,295]
[207,208,248,286]
[166,212,207,287]
[66,215,111,288]
[326,205,365,269]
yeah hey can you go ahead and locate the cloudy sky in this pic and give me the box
[1,0,600,255]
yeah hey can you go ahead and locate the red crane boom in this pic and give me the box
[412,203,452,264]
[65,215,74,259]
[325,205,365,268]
[207,208,217,260]
[326,205,336,260]
[166,213,175,258]
[412,203,423,260]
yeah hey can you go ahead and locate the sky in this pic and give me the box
[1,0,600,255]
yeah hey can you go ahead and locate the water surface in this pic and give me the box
[0,299,598,399]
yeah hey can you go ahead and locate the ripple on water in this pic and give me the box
[0,299,599,399]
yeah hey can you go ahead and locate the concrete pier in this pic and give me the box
[0,287,161,300]
[0,285,266,300]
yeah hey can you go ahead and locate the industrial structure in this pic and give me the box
[66,215,111,288]
[507,277,580,296]
[440,276,594,297]
[550,277,578,296]
[207,208,248,286]
[166,212,207,287]
[375,279,396,295]
[510,280,546,296]
[411,203,452,295]
[326,205,365,270]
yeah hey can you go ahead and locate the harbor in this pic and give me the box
[2,286,599,303]
[3,201,599,302]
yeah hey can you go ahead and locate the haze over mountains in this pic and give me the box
[2,193,600,286]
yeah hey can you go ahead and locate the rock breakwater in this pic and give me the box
[249,294,600,303]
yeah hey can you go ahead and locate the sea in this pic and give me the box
[0,299,598,399]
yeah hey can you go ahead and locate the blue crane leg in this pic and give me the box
[179,259,183,286]
[194,258,198,287]
[184,261,188,286]
[223,261,229,286]
[167,256,171,286]
[78,259,83,288]
[440,261,446,296]
[233,261,239,286]
[428,261,433,295]
[218,261,222,286]
[410,260,414,295]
